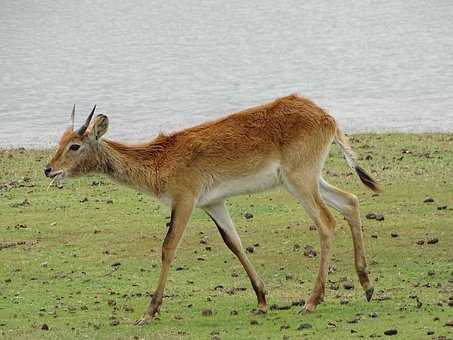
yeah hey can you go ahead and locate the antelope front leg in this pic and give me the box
[136,198,194,325]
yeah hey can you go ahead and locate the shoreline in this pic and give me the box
[1,132,452,151]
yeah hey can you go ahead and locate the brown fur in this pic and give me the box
[49,95,349,197]
[46,94,380,324]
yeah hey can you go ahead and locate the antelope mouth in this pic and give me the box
[49,170,64,179]
[47,170,65,191]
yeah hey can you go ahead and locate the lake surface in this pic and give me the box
[1,0,452,148]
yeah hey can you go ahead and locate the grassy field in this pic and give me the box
[0,134,452,339]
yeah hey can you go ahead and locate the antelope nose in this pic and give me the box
[44,167,52,177]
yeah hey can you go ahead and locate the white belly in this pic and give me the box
[197,163,282,207]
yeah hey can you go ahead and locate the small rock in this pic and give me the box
[329,282,340,290]
[391,232,399,238]
[437,205,447,210]
[111,262,121,267]
[250,320,259,325]
[365,212,377,220]
[15,223,27,229]
[384,329,398,335]
[342,280,354,290]
[230,310,238,315]
[423,197,434,203]
[369,312,378,318]
[427,330,434,335]
[106,199,113,204]
[416,240,425,245]
[80,197,88,203]
[347,316,360,324]
[303,245,317,257]
[371,233,378,239]
[202,309,213,316]
[244,212,254,219]
[110,320,119,326]
[246,246,254,253]
[41,262,48,268]
[298,323,312,330]
[427,238,439,244]
[446,319,453,327]
[41,324,49,331]
[375,214,384,221]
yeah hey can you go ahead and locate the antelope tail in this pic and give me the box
[334,128,382,193]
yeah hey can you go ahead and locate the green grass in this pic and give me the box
[0,134,452,339]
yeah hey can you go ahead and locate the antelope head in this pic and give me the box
[45,105,109,179]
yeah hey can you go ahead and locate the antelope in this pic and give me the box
[45,94,380,325]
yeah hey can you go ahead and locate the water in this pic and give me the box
[1,0,452,148]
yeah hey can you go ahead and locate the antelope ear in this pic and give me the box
[89,114,109,141]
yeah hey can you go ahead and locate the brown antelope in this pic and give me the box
[45,94,380,325]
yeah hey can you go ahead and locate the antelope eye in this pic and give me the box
[69,144,80,151]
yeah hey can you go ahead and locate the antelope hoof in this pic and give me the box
[252,304,268,314]
[365,287,374,302]
[300,303,316,314]
[135,313,153,326]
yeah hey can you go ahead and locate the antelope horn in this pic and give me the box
[77,105,96,135]
[69,104,75,131]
